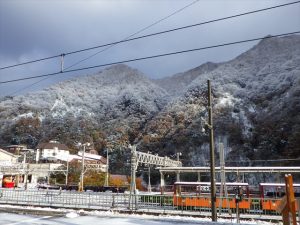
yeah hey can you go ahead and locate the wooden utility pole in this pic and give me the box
[208,80,217,221]
[276,174,297,225]
[284,174,297,225]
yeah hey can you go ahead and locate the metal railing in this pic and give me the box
[0,188,298,221]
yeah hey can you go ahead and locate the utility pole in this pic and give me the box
[79,142,90,192]
[218,142,231,215]
[176,152,181,182]
[147,164,151,192]
[104,149,109,186]
[65,157,69,186]
[208,79,217,221]
[129,145,137,209]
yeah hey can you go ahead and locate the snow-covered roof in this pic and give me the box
[50,153,106,163]
[0,148,18,158]
[37,142,69,151]
[174,182,249,186]
[78,151,107,164]
[260,183,300,187]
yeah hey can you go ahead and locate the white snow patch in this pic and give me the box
[51,98,67,111]
[12,112,34,121]
[248,105,255,113]
[65,212,79,218]
[216,93,236,108]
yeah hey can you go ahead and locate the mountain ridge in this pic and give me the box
[0,35,299,173]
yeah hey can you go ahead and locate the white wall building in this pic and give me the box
[0,148,18,165]
[36,141,70,162]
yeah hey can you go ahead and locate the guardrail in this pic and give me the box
[0,188,299,221]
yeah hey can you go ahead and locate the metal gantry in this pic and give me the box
[128,145,182,209]
[136,151,182,167]
[84,163,107,171]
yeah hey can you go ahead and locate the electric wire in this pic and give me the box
[65,0,200,70]
[1,0,299,71]
[0,54,61,70]
[213,158,300,163]
[1,31,299,85]
[5,0,201,95]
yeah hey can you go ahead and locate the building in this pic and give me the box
[5,145,28,155]
[77,151,107,164]
[4,145,35,163]
[36,141,70,162]
[76,151,107,172]
[0,148,18,165]
[0,148,20,188]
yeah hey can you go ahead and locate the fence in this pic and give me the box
[0,188,298,221]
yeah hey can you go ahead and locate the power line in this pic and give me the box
[8,78,52,96]
[1,0,299,71]
[0,54,61,70]
[6,0,200,95]
[223,158,300,163]
[65,0,200,70]
[1,31,299,85]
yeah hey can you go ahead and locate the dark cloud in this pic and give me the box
[0,0,299,96]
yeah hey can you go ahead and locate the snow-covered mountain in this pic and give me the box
[1,64,168,118]
[143,35,300,168]
[154,62,219,96]
[0,64,169,150]
[0,35,299,173]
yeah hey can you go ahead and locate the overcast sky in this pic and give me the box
[0,0,299,96]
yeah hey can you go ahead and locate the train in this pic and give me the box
[172,181,300,212]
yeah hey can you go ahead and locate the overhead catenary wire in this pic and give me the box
[65,0,200,70]
[204,158,300,163]
[6,0,200,96]
[1,0,299,71]
[1,31,299,85]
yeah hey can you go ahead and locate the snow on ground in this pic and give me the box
[0,205,280,225]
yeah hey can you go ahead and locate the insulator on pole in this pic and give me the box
[60,54,65,72]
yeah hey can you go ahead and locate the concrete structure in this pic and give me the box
[27,163,64,186]
[0,149,19,187]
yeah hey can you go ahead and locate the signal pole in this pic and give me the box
[208,80,217,221]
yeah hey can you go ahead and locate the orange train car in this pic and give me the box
[259,183,300,211]
[173,182,250,209]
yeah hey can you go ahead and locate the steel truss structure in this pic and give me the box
[136,151,182,167]
[84,163,106,171]
[128,145,181,209]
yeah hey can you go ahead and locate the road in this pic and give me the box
[0,212,257,225]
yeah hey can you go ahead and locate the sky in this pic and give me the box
[0,0,299,96]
